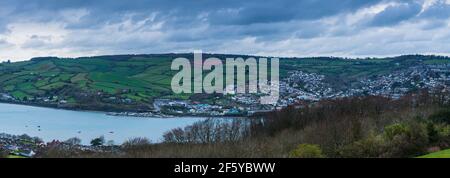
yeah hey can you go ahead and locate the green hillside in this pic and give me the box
[0,55,185,111]
[0,54,448,111]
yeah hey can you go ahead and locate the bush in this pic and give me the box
[90,136,105,147]
[383,123,409,141]
[64,137,82,146]
[123,137,151,148]
[429,109,450,124]
[427,122,439,144]
[289,144,324,158]
[433,124,450,147]
[339,133,386,158]
[0,148,8,158]
[121,137,153,158]
[341,122,430,158]
[383,122,429,157]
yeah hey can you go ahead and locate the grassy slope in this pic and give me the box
[418,149,450,158]
[0,54,448,105]
[0,55,175,102]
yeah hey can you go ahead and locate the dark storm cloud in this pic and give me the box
[0,0,381,29]
[205,0,381,25]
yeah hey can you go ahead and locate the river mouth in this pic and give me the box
[0,103,206,145]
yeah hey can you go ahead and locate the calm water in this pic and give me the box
[0,103,205,145]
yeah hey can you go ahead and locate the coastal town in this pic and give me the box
[151,63,450,114]
[278,63,450,105]
[1,63,450,118]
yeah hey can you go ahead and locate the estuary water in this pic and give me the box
[0,103,205,145]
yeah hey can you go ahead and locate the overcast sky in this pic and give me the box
[1,0,450,61]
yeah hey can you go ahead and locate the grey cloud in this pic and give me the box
[21,35,53,49]
[369,2,422,26]
[418,1,450,19]
[0,39,13,48]
[2,0,382,26]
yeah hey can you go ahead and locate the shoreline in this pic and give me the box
[0,100,250,118]
[0,100,112,115]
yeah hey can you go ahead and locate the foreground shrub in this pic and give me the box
[432,124,450,147]
[289,144,324,158]
[383,123,410,141]
[341,121,431,158]
[90,136,105,147]
[0,148,8,158]
[383,122,429,157]
[429,109,450,124]
[123,137,151,148]
[64,137,82,146]
[339,133,386,158]
[121,137,153,158]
